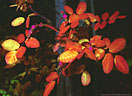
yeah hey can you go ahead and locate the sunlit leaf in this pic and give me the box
[5,51,18,64]
[84,48,96,61]
[46,72,59,82]
[11,17,25,27]
[102,53,113,74]
[58,50,78,63]
[2,39,20,51]
[114,55,129,74]
[26,16,30,28]
[95,15,101,22]
[94,22,100,31]
[78,39,89,44]
[76,2,87,14]
[95,49,105,60]
[25,29,30,37]
[17,33,25,43]
[64,5,73,15]
[59,21,68,30]
[43,81,56,96]
[100,21,107,29]
[69,14,80,23]
[71,21,79,28]
[103,38,111,49]
[81,71,91,86]
[58,25,70,36]
[25,37,40,48]
[28,13,38,17]
[109,38,126,53]
[87,13,96,22]
[53,42,60,52]
[16,46,26,58]
[78,13,89,20]
[102,12,109,21]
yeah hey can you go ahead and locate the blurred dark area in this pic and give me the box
[0,0,131,96]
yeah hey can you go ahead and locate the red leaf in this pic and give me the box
[59,21,68,30]
[103,38,111,49]
[25,29,30,37]
[108,17,117,24]
[114,55,129,74]
[95,40,105,47]
[76,2,87,14]
[44,24,58,32]
[26,16,30,28]
[16,46,26,58]
[95,15,101,22]
[64,5,73,15]
[117,15,127,19]
[94,23,100,31]
[102,53,114,74]
[77,50,85,60]
[71,21,79,28]
[43,81,56,96]
[102,12,109,21]
[53,42,60,52]
[95,49,105,60]
[109,38,126,53]
[84,48,96,60]
[87,13,96,22]
[58,25,70,36]
[69,14,80,23]
[25,37,40,48]
[17,33,25,43]
[81,71,91,86]
[109,11,119,20]
[46,72,59,82]
[78,13,89,20]
[100,21,107,29]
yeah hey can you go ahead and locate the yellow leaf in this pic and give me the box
[2,39,20,51]
[11,17,25,27]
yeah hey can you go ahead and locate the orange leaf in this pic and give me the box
[76,2,87,14]
[78,13,89,20]
[17,33,25,43]
[84,48,96,60]
[4,64,16,68]
[69,14,80,23]
[44,24,58,32]
[58,50,78,63]
[95,49,105,60]
[26,16,30,28]
[103,38,111,49]
[95,15,101,22]
[11,17,25,27]
[25,37,40,48]
[102,12,109,21]
[114,55,129,74]
[25,29,30,37]
[87,13,96,22]
[16,46,26,58]
[59,21,68,30]
[58,25,70,36]
[43,81,56,96]
[109,38,126,53]
[94,22,100,31]
[2,39,20,51]
[5,51,18,64]
[81,71,91,86]
[102,53,114,74]
[64,5,73,15]
[100,21,107,29]
[53,42,60,52]
[71,21,79,28]
[46,72,59,82]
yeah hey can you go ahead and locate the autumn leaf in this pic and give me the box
[76,2,87,14]
[103,38,111,49]
[95,49,105,60]
[69,14,80,23]
[95,15,101,22]
[25,29,30,37]
[59,21,68,30]
[64,5,73,15]
[5,51,18,64]
[53,42,60,52]
[109,38,126,53]
[100,21,107,29]
[102,12,109,21]
[84,48,96,61]
[114,55,129,74]
[87,13,96,22]
[16,46,26,58]
[58,25,70,36]
[46,72,59,82]
[2,39,20,51]
[81,71,91,86]
[78,13,89,20]
[11,17,25,27]
[25,37,40,48]
[102,53,113,74]
[71,21,79,28]
[26,16,30,28]
[94,22,100,31]
[74,65,86,74]
[43,81,56,96]
[17,33,25,43]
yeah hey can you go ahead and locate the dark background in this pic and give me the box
[0,0,131,96]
